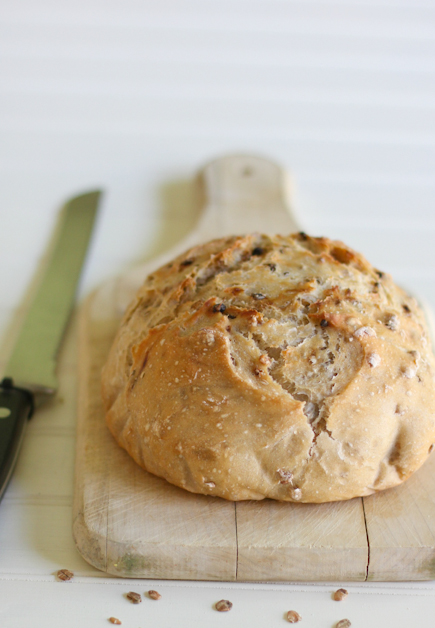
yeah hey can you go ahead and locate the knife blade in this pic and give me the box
[0,190,102,501]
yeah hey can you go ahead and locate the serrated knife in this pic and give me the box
[0,190,102,502]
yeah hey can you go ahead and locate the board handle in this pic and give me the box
[195,154,299,238]
[113,155,302,312]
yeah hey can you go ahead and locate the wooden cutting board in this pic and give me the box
[73,154,435,582]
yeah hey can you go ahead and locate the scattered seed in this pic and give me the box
[56,569,74,581]
[251,293,266,300]
[268,263,277,272]
[333,588,348,601]
[320,319,329,327]
[298,232,308,240]
[403,304,411,313]
[180,259,194,266]
[287,610,302,623]
[148,590,162,600]
[375,270,384,278]
[109,618,122,625]
[336,620,351,628]
[215,599,233,612]
[227,314,237,319]
[212,303,226,313]
[126,591,142,604]
[252,247,264,256]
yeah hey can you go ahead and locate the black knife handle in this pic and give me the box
[0,378,34,502]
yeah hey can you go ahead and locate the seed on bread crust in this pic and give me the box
[291,488,302,500]
[252,247,264,256]
[277,468,293,484]
[212,303,226,313]
[367,353,381,368]
[385,314,399,331]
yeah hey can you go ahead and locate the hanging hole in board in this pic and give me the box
[241,166,254,177]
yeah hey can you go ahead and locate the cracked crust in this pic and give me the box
[101,233,435,502]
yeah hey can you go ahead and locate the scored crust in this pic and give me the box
[101,233,435,503]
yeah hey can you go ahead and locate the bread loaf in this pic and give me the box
[101,233,435,502]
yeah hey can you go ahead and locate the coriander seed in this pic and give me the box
[126,591,142,604]
[56,569,74,581]
[215,599,233,612]
[333,588,348,601]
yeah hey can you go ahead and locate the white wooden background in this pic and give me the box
[1,1,435,626]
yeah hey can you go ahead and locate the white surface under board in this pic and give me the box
[1,1,435,626]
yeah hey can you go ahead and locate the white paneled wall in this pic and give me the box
[1,0,434,314]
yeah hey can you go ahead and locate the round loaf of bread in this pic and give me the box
[101,233,435,502]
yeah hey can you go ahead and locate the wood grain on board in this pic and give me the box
[73,155,435,581]
[363,453,435,581]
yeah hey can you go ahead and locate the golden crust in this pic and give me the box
[101,233,435,502]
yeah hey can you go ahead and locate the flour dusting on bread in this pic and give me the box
[101,233,435,502]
